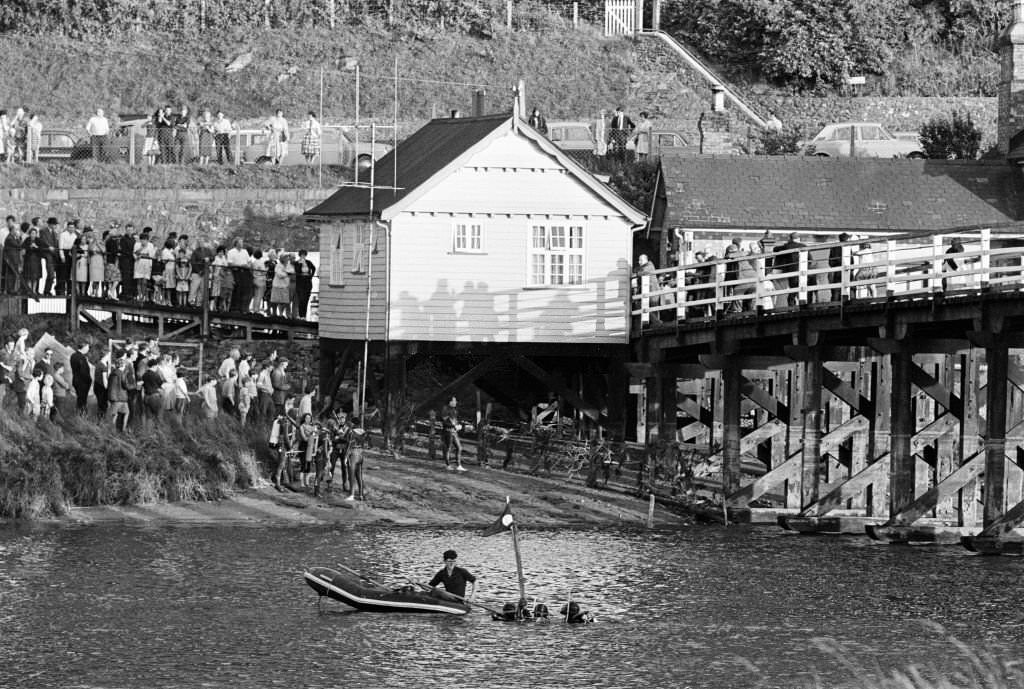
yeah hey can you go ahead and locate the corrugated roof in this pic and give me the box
[305,114,511,218]
[660,155,1024,232]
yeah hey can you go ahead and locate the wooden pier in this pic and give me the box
[631,228,1024,553]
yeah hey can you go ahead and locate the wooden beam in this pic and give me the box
[740,375,789,419]
[410,356,506,418]
[698,355,792,370]
[801,354,824,509]
[722,365,742,495]
[983,344,1009,528]
[803,453,891,517]
[677,396,713,427]
[728,451,799,506]
[890,346,916,514]
[162,318,202,342]
[512,355,601,424]
[910,364,963,419]
[822,367,875,417]
[77,307,112,335]
[707,419,786,465]
[625,362,706,379]
[885,450,985,526]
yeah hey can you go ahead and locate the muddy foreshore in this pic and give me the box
[28,446,685,530]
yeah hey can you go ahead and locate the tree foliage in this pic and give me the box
[918,111,983,159]
[660,0,1011,90]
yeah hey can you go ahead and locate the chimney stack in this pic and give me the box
[699,84,733,154]
[711,84,726,112]
[998,0,1024,156]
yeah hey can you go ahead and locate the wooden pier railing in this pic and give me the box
[631,229,1024,330]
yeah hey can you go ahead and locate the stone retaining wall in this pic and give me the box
[0,188,332,250]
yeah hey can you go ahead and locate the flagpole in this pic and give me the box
[507,496,526,603]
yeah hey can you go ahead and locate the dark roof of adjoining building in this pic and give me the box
[305,114,511,218]
[659,155,1024,232]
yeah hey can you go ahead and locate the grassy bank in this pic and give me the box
[0,408,270,520]
[0,160,350,190]
[0,21,631,129]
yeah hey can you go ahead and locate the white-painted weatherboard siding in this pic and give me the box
[318,221,388,340]
[388,213,630,343]
[317,130,638,343]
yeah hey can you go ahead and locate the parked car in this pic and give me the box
[37,130,78,161]
[71,114,150,163]
[546,120,599,156]
[235,125,390,170]
[802,122,925,159]
[650,130,696,157]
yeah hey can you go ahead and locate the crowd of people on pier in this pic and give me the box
[636,232,973,317]
[0,215,318,320]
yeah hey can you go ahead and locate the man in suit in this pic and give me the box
[772,232,806,307]
[70,342,92,414]
[39,217,60,296]
[608,105,634,160]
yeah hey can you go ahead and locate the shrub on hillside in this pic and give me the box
[919,111,983,160]
[753,124,804,155]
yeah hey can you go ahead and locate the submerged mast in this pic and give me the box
[507,496,526,602]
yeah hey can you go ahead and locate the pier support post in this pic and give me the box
[722,364,742,496]
[889,346,916,515]
[960,350,984,526]
[983,344,1009,528]
[785,364,806,508]
[800,352,823,509]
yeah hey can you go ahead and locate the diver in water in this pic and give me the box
[559,601,595,624]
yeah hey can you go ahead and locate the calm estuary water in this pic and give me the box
[1,522,1022,689]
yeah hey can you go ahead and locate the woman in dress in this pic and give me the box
[157,353,177,412]
[104,228,121,300]
[210,246,228,311]
[160,239,177,305]
[250,249,267,314]
[133,234,155,302]
[24,112,42,164]
[22,227,44,294]
[175,246,192,306]
[73,232,90,296]
[300,111,321,165]
[270,254,291,317]
[198,110,215,165]
[631,111,654,161]
[264,109,289,165]
[88,229,106,297]
[184,110,200,164]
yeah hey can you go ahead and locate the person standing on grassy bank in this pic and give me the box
[85,108,110,163]
[441,396,466,472]
[70,342,91,414]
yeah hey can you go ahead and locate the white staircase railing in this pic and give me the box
[640,29,771,130]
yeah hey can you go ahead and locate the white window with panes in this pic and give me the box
[452,222,484,253]
[527,224,584,286]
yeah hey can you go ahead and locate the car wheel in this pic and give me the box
[907,152,926,159]
[356,154,373,172]
[256,155,273,166]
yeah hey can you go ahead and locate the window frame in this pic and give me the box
[525,222,586,289]
[451,221,486,254]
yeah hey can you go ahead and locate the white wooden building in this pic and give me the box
[305,112,647,433]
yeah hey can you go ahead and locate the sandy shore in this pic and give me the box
[56,447,685,529]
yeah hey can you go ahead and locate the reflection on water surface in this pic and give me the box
[1,523,1022,689]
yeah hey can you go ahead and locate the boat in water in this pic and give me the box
[303,566,472,615]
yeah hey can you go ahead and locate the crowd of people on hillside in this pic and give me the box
[0,326,370,500]
[0,215,318,320]
[2,104,327,166]
[636,232,975,317]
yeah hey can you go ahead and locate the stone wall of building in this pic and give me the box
[0,188,332,250]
